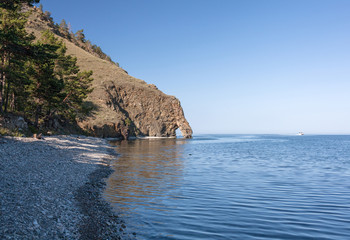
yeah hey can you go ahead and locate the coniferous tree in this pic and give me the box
[58,19,70,39]
[0,3,35,113]
[0,0,40,10]
[75,29,86,43]
[49,30,93,121]
[59,19,68,32]
[27,31,62,126]
[27,30,93,126]
[1,0,94,131]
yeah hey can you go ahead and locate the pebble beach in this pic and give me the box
[0,135,130,239]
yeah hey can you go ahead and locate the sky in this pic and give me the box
[37,0,350,134]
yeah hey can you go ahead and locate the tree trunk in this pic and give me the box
[0,71,3,114]
[4,80,10,113]
[10,92,15,112]
[1,54,9,113]
[34,105,42,128]
[0,55,5,114]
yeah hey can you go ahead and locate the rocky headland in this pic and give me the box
[25,7,193,139]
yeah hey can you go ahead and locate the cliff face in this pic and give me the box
[26,8,192,139]
[81,81,192,139]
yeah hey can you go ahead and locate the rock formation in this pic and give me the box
[26,8,192,139]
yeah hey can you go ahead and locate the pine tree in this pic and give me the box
[61,70,93,120]
[68,23,72,33]
[75,29,86,43]
[27,31,62,126]
[59,19,68,31]
[0,3,35,113]
[27,30,93,126]
[0,0,40,10]
[58,19,70,39]
[1,1,94,129]
[52,32,93,120]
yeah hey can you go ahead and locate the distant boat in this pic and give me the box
[297,132,304,135]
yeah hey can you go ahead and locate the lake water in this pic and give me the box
[106,135,350,239]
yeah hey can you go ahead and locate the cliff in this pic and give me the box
[26,7,192,139]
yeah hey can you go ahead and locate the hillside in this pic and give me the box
[26,6,192,139]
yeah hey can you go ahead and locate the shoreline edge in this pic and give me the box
[0,135,133,239]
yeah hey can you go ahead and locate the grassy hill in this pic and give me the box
[25,6,192,139]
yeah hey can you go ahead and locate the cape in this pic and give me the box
[26,7,193,139]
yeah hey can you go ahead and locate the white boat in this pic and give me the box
[297,132,304,135]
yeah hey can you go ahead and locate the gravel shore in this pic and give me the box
[0,135,131,239]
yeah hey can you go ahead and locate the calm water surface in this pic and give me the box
[106,135,350,239]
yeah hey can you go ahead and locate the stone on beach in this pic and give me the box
[0,136,130,239]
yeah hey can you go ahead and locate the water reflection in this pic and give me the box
[105,138,188,214]
[103,135,350,240]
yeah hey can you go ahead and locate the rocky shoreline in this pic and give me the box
[0,135,133,239]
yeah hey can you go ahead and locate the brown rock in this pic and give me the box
[33,133,43,139]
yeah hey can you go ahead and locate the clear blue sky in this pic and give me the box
[37,0,350,134]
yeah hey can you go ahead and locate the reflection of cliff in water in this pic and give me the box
[105,138,188,214]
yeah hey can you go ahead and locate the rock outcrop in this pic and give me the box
[79,82,192,139]
[26,8,192,139]
[0,115,28,132]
